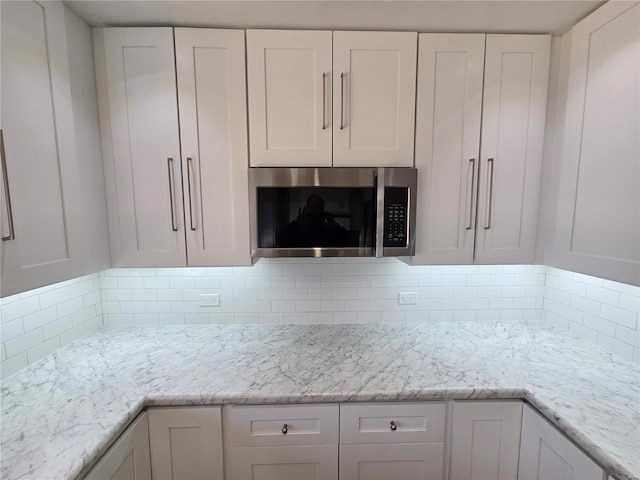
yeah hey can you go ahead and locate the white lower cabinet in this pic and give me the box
[340,402,448,480]
[518,404,605,480]
[449,401,523,480]
[148,406,224,480]
[86,401,612,480]
[85,413,152,480]
[223,404,339,480]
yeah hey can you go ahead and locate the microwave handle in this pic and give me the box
[375,167,385,258]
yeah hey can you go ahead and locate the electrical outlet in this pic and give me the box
[398,292,418,305]
[199,293,220,307]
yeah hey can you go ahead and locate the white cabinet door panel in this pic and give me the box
[226,445,338,480]
[332,31,417,167]
[340,443,444,480]
[518,405,604,480]
[247,30,332,167]
[449,401,522,480]
[85,413,151,480]
[175,28,251,267]
[148,406,224,480]
[413,34,485,265]
[1,0,82,295]
[98,27,185,267]
[550,2,640,285]
[475,35,550,264]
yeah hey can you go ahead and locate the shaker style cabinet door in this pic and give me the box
[413,34,485,265]
[332,31,417,167]
[174,28,251,266]
[94,27,185,267]
[148,407,224,480]
[518,405,604,480]
[474,35,550,264]
[548,2,640,286]
[1,1,83,296]
[246,30,333,167]
[449,401,523,480]
[84,413,152,480]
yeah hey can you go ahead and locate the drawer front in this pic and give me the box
[340,402,447,444]
[223,404,339,447]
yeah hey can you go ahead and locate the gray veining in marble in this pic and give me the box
[1,322,638,480]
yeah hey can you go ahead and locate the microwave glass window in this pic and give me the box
[256,187,376,249]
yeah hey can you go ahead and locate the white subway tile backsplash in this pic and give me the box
[2,263,638,379]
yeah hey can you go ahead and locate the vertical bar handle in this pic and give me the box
[484,157,495,230]
[1,130,16,241]
[465,158,476,230]
[340,72,345,130]
[322,72,327,130]
[167,157,178,232]
[186,157,196,231]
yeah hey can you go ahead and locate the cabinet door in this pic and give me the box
[0,1,83,296]
[85,413,152,480]
[518,405,604,480]
[226,445,338,480]
[148,406,223,480]
[475,35,550,264]
[333,31,417,167]
[449,401,522,480]
[413,34,485,265]
[340,443,444,480]
[95,27,185,267]
[549,2,640,286]
[246,30,332,167]
[175,28,251,266]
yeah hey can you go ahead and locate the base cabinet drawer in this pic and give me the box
[340,443,445,480]
[340,402,447,444]
[225,445,338,480]
[223,404,339,447]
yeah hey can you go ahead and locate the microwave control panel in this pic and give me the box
[383,187,409,247]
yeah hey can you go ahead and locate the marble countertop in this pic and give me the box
[1,321,638,480]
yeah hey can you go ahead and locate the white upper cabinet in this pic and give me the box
[96,27,185,267]
[246,29,417,167]
[174,28,251,267]
[246,30,333,167]
[332,31,417,167]
[413,34,550,266]
[95,27,251,267]
[546,2,640,286]
[413,34,485,265]
[475,35,551,264]
[1,1,92,296]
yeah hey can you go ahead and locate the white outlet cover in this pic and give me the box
[398,292,418,305]
[199,293,220,307]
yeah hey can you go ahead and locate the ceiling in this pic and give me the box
[64,0,607,35]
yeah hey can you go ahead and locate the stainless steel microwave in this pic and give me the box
[249,167,417,258]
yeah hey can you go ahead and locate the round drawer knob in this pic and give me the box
[282,424,288,434]
[390,421,397,431]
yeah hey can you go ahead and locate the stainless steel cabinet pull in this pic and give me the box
[167,157,178,232]
[484,157,495,230]
[340,72,345,130]
[390,421,397,431]
[1,130,15,241]
[186,157,196,231]
[466,158,476,230]
[322,72,327,130]
[282,424,288,434]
